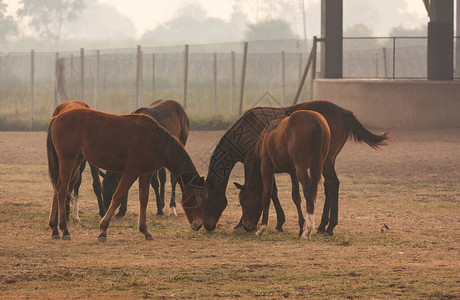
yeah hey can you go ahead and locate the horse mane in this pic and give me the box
[135,114,197,175]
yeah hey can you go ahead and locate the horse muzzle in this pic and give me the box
[244,224,257,232]
[203,223,216,232]
[191,221,202,231]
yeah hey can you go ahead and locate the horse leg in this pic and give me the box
[89,163,105,218]
[300,171,319,240]
[115,193,128,218]
[57,160,78,240]
[255,161,274,237]
[98,172,138,242]
[151,172,163,215]
[168,171,177,217]
[65,190,71,222]
[271,180,285,232]
[139,173,154,240]
[49,190,60,238]
[290,174,305,237]
[71,163,84,222]
[318,160,332,233]
[319,161,339,236]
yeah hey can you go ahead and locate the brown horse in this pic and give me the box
[51,101,105,221]
[100,99,189,217]
[234,111,331,239]
[203,100,390,235]
[47,107,206,241]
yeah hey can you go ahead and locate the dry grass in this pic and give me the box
[0,129,459,299]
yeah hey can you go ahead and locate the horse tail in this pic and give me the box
[310,121,326,192]
[47,119,59,188]
[55,58,68,102]
[344,110,390,150]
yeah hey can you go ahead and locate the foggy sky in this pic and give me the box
[4,0,431,42]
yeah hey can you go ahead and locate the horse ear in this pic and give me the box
[99,171,105,178]
[233,182,243,190]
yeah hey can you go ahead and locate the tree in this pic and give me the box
[344,24,374,37]
[141,2,241,43]
[389,25,427,37]
[0,0,17,41]
[17,0,84,46]
[245,19,298,41]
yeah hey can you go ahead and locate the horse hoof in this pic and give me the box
[276,227,284,233]
[145,235,154,241]
[255,230,263,237]
[98,234,107,242]
[234,223,243,230]
[169,207,177,217]
[73,217,81,223]
[51,234,60,239]
[62,234,71,241]
[115,214,125,219]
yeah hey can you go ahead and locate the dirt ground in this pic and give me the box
[0,128,459,299]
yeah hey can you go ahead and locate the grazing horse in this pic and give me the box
[99,99,189,218]
[203,100,390,235]
[51,101,105,221]
[234,111,331,239]
[46,107,206,241]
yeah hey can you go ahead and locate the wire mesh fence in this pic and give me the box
[0,37,458,130]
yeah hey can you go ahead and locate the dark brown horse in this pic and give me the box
[100,99,189,218]
[47,107,206,241]
[203,100,390,235]
[51,101,105,221]
[234,111,331,239]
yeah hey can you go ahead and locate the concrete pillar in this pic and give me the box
[427,0,454,80]
[321,0,343,78]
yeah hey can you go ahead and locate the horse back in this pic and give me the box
[258,110,330,172]
[50,108,149,172]
[144,100,189,145]
[52,101,89,117]
[287,101,348,159]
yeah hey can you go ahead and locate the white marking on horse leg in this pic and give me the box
[169,206,177,217]
[255,225,267,237]
[301,213,314,240]
[72,195,81,223]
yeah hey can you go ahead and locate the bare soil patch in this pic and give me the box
[0,129,459,299]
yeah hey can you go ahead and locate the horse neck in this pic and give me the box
[246,149,263,187]
[162,154,198,184]
[205,107,287,192]
[206,138,241,193]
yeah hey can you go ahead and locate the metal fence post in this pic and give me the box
[392,38,396,79]
[29,49,34,131]
[95,50,100,109]
[136,45,141,109]
[152,53,155,101]
[213,53,217,114]
[238,42,248,116]
[70,54,74,98]
[80,48,85,100]
[281,51,286,106]
[382,47,388,78]
[183,44,189,109]
[53,52,59,107]
[310,36,318,100]
[230,51,235,115]
[293,41,316,105]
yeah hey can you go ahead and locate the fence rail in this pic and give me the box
[0,37,458,130]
